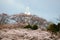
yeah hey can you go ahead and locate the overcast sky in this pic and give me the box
[0,0,60,23]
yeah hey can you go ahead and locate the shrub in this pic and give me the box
[57,23,60,31]
[31,24,38,30]
[47,23,58,34]
[24,24,32,28]
[24,24,38,30]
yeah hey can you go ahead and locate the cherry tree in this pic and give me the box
[0,13,9,25]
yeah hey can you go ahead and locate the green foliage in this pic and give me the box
[24,24,38,30]
[57,23,60,31]
[58,23,60,27]
[47,23,58,34]
[31,24,38,30]
[47,22,60,35]
[24,24,32,28]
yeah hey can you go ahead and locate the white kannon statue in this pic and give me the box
[25,7,31,15]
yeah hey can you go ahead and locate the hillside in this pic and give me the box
[0,13,48,29]
[0,13,60,40]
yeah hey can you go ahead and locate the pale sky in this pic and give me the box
[0,0,60,23]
